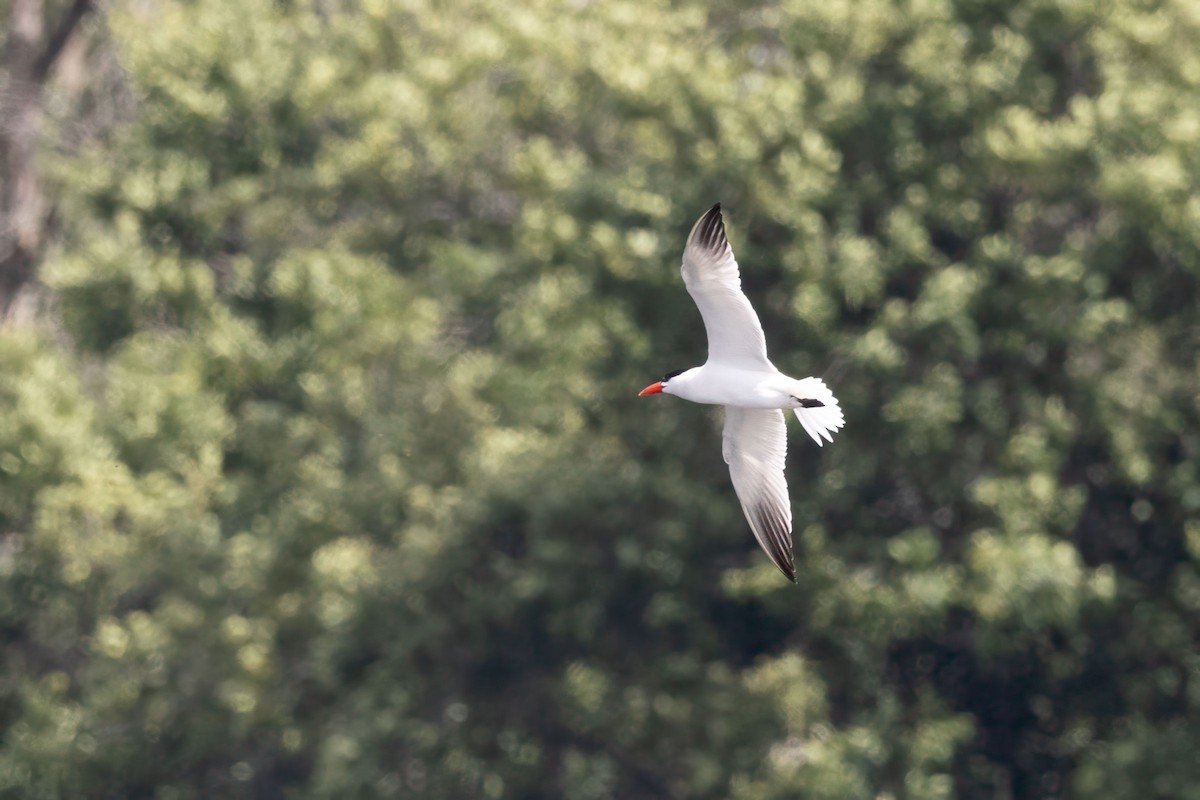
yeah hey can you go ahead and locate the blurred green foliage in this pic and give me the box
[2,0,1199,796]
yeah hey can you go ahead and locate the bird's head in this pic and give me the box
[638,368,688,397]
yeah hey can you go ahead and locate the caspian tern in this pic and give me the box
[639,204,844,581]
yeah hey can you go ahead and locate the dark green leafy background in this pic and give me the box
[1,0,1198,797]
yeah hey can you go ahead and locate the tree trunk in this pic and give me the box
[0,0,94,320]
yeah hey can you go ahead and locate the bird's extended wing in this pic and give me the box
[722,407,794,581]
[681,204,772,369]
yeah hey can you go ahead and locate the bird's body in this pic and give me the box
[657,365,821,410]
[639,204,844,581]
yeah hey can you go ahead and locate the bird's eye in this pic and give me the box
[662,368,686,382]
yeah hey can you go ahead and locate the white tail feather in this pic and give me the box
[791,377,844,447]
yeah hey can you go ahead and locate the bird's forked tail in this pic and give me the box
[791,377,845,447]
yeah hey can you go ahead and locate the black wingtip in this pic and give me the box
[778,553,796,582]
[692,203,729,256]
[751,502,795,583]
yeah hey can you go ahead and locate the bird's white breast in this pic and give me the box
[664,364,797,408]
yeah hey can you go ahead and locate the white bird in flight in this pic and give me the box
[639,204,844,581]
